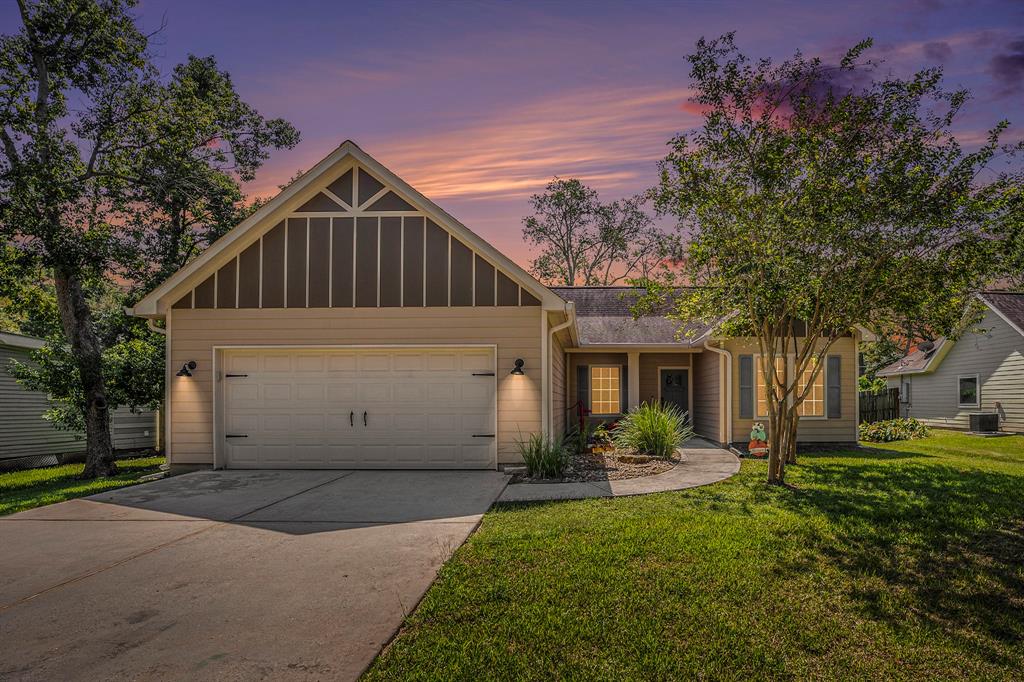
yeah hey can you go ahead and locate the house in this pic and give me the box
[128,141,861,471]
[0,331,158,467]
[877,291,1024,433]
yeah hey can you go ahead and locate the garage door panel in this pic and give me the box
[226,414,259,433]
[327,354,357,372]
[263,384,292,401]
[295,354,325,372]
[226,383,259,402]
[359,353,390,371]
[359,383,390,402]
[223,347,497,469]
[461,413,491,431]
[262,354,294,372]
[226,353,260,373]
[325,383,356,401]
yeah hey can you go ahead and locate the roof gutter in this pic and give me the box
[544,302,576,436]
[703,338,732,446]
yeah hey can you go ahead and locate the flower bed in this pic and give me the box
[511,447,684,484]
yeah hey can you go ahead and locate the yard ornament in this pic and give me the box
[748,423,769,458]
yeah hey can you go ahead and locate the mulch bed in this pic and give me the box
[512,449,684,484]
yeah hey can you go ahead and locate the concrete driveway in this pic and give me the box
[0,469,508,681]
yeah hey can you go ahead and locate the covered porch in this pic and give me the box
[564,348,722,443]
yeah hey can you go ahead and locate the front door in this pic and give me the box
[660,369,689,420]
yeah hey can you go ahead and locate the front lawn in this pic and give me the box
[365,430,1024,680]
[0,455,165,516]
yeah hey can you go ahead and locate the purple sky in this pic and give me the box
[7,0,1024,264]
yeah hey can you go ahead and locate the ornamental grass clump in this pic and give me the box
[859,417,931,443]
[612,402,694,459]
[515,433,570,479]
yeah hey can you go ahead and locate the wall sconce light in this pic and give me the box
[510,358,525,376]
[176,361,197,377]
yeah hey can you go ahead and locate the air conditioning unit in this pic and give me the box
[969,413,1000,433]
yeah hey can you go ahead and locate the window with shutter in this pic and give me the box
[826,356,842,418]
[739,355,754,419]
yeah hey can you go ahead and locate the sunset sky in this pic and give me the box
[7,0,1024,265]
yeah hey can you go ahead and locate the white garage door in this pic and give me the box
[221,347,497,469]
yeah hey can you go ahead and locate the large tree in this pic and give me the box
[647,34,1019,484]
[0,0,298,477]
[522,177,680,285]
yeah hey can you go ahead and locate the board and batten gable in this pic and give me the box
[160,156,548,468]
[887,308,1024,432]
[168,164,541,313]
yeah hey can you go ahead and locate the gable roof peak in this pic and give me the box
[128,140,563,316]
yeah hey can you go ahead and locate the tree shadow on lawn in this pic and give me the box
[775,451,1024,668]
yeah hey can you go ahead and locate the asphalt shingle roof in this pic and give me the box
[876,338,946,377]
[550,286,719,346]
[979,291,1024,335]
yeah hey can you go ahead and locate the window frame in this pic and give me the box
[753,353,830,420]
[589,364,623,417]
[795,356,827,420]
[754,354,787,419]
[957,374,980,408]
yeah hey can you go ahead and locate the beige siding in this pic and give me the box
[551,330,568,437]
[892,310,1024,433]
[637,352,692,405]
[692,350,722,442]
[1,344,156,460]
[167,306,542,466]
[726,336,858,444]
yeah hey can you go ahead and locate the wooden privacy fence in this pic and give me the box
[859,387,900,424]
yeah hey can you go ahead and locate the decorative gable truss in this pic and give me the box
[171,164,541,310]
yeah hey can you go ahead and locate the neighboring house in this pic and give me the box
[877,291,1024,433]
[0,331,158,465]
[128,141,862,471]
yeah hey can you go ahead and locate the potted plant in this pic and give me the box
[591,424,613,454]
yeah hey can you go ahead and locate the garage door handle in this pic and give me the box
[472,434,495,438]
[472,372,495,376]
[350,411,354,427]
[363,411,368,426]
[225,434,248,438]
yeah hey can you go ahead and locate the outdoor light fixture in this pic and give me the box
[176,361,197,377]
[510,358,525,376]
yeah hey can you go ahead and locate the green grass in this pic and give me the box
[0,455,165,516]
[365,430,1024,681]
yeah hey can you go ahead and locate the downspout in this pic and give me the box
[547,302,576,437]
[142,314,167,455]
[703,338,732,447]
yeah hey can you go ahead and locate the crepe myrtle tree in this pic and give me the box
[641,34,1019,485]
[0,0,298,477]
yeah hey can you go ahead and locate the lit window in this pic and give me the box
[756,356,786,417]
[958,375,979,407]
[590,366,621,415]
[797,357,825,417]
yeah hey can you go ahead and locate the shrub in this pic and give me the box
[515,432,570,479]
[859,417,931,443]
[563,421,595,455]
[612,402,694,459]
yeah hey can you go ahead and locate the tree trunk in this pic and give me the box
[785,414,799,465]
[767,411,786,485]
[53,268,116,478]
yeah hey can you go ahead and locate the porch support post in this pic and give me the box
[627,351,640,411]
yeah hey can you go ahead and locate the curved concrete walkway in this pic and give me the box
[498,438,740,503]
